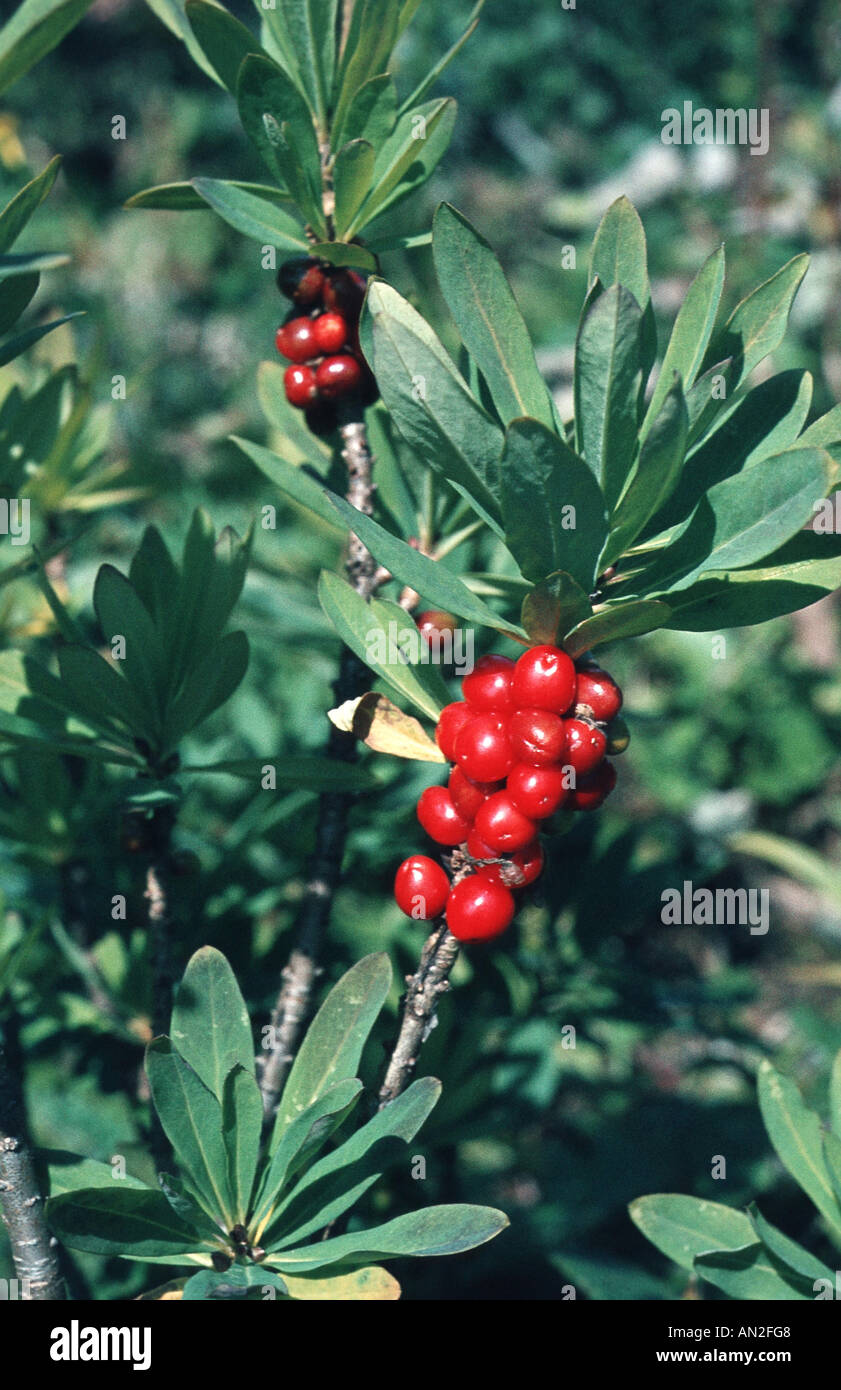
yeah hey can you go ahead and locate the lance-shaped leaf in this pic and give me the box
[521,572,592,645]
[190,178,309,250]
[162,629,249,747]
[57,645,152,742]
[333,140,376,240]
[563,598,670,657]
[44,1150,149,1196]
[629,1194,756,1271]
[0,311,82,369]
[694,1244,812,1300]
[145,0,220,82]
[318,573,450,720]
[433,204,554,429]
[183,754,376,790]
[702,254,809,390]
[646,446,836,595]
[273,953,391,1142]
[641,245,725,440]
[0,158,61,252]
[182,1266,288,1299]
[0,272,39,335]
[399,0,484,112]
[236,55,323,226]
[574,283,643,510]
[267,1203,508,1273]
[253,1079,363,1232]
[349,98,457,233]
[126,180,293,211]
[325,492,523,637]
[266,1078,442,1248]
[361,281,504,530]
[185,0,267,93]
[601,378,688,570]
[93,563,164,730]
[171,947,255,1102]
[47,1187,204,1258]
[589,194,655,378]
[500,418,608,589]
[146,1038,234,1226]
[747,1204,834,1285]
[757,1058,841,1238]
[800,404,841,449]
[332,73,397,153]
[331,0,399,149]
[0,0,93,96]
[275,0,337,128]
[222,1066,263,1223]
[0,249,69,275]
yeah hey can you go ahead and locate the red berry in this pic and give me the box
[563,718,607,776]
[323,268,366,314]
[436,701,473,761]
[507,762,568,820]
[511,644,577,713]
[416,785,471,846]
[446,875,515,942]
[275,316,319,363]
[454,714,513,782]
[466,826,499,862]
[474,791,537,852]
[417,610,458,651]
[315,354,363,400]
[575,667,623,723]
[313,311,348,354]
[394,855,450,920]
[479,839,544,889]
[284,364,318,408]
[570,760,617,811]
[277,257,326,305]
[461,654,515,711]
[448,766,498,822]
[508,707,566,765]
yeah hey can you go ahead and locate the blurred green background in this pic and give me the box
[2,0,841,1300]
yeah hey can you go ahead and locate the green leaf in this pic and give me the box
[563,598,670,657]
[126,180,293,211]
[182,1266,288,1299]
[747,1203,833,1284]
[823,1132,841,1206]
[308,240,378,272]
[266,1078,441,1249]
[184,754,377,790]
[158,1172,223,1242]
[47,1187,203,1258]
[648,446,835,594]
[273,953,391,1141]
[0,158,61,253]
[0,271,39,335]
[93,564,164,733]
[233,437,341,532]
[162,629,249,746]
[185,0,267,92]
[0,1,93,97]
[325,494,523,637]
[331,0,399,148]
[43,1149,149,1197]
[602,378,688,569]
[500,418,608,589]
[276,0,336,128]
[574,283,643,510]
[757,1058,841,1237]
[56,645,151,742]
[171,946,255,1102]
[800,404,841,449]
[641,245,725,439]
[145,1038,234,1225]
[398,0,483,112]
[236,55,323,226]
[268,1203,508,1273]
[332,73,397,153]
[333,140,376,241]
[318,574,450,720]
[521,572,592,644]
[0,312,82,368]
[830,1050,841,1138]
[433,204,554,429]
[128,525,179,627]
[191,178,308,249]
[361,280,504,530]
[352,99,457,233]
[144,0,220,83]
[589,196,650,325]
[253,1079,363,1231]
[694,1243,812,1300]
[0,249,69,275]
[703,254,809,389]
[222,1066,263,1223]
[629,1193,756,1271]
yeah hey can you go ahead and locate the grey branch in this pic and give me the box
[0,1037,65,1299]
[378,920,461,1107]
[258,416,378,1120]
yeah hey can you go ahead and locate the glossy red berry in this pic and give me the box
[474,791,537,852]
[435,701,473,761]
[277,257,326,305]
[511,644,577,713]
[570,760,617,811]
[417,610,458,651]
[448,766,498,822]
[575,667,623,723]
[313,311,348,354]
[508,707,566,765]
[323,268,366,314]
[275,316,319,363]
[466,826,499,862]
[507,762,568,820]
[454,714,513,782]
[284,364,318,408]
[446,875,515,942]
[563,718,607,776]
[479,839,544,889]
[416,785,471,846]
[461,653,515,711]
[394,855,450,920]
[315,354,363,399]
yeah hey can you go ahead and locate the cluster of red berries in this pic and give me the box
[275,256,377,434]
[394,644,626,944]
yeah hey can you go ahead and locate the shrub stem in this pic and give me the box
[0,1031,65,1299]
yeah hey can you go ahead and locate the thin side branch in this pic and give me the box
[0,1033,65,1299]
[258,417,378,1119]
[378,921,460,1107]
